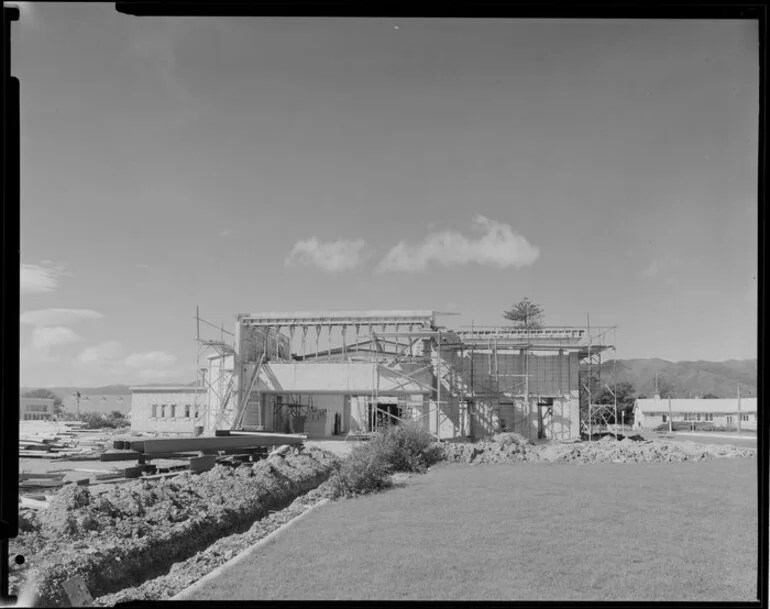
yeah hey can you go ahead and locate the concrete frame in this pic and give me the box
[201,311,613,441]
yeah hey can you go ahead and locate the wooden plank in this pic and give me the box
[133,434,304,456]
[19,451,65,459]
[19,472,66,480]
[19,479,66,489]
[100,451,142,462]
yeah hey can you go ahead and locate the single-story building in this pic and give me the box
[130,386,207,435]
[633,397,758,430]
[19,396,55,421]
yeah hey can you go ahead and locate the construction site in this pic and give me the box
[180,309,619,442]
[8,311,757,606]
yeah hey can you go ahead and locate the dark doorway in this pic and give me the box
[367,400,402,431]
[538,398,554,440]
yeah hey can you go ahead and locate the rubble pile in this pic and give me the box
[14,445,340,607]
[443,434,756,465]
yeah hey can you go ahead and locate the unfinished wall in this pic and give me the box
[130,390,204,435]
[248,362,433,394]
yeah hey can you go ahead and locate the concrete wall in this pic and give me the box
[130,390,204,434]
[251,362,433,394]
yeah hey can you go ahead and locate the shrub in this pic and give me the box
[367,422,444,473]
[327,422,445,499]
[328,446,393,498]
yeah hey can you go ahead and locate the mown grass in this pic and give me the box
[187,458,758,602]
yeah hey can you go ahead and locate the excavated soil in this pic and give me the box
[10,445,340,607]
[443,433,756,465]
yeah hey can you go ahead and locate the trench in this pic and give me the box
[31,456,338,607]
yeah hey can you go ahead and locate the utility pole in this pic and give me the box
[75,391,81,418]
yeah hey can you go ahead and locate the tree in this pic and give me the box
[503,298,545,330]
[593,381,636,425]
[701,393,720,399]
[656,376,677,399]
[21,388,64,417]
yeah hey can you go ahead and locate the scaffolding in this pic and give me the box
[193,307,236,434]
[194,309,615,441]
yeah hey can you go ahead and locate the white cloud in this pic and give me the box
[20,262,70,295]
[377,215,540,273]
[72,343,185,384]
[124,351,178,370]
[76,341,124,365]
[285,237,367,272]
[31,326,85,350]
[21,308,103,326]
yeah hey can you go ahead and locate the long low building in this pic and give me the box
[20,396,55,421]
[633,397,758,430]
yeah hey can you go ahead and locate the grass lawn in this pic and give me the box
[188,459,758,601]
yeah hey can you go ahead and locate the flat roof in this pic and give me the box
[239,311,437,326]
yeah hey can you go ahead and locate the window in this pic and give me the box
[705,413,713,422]
[696,413,701,422]
[662,414,667,423]
[161,404,166,419]
[170,404,176,419]
[185,404,191,419]
[151,404,157,418]
[726,415,734,423]
[741,414,749,422]
[195,407,199,419]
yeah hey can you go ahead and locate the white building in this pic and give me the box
[130,386,207,435]
[19,397,55,421]
[633,397,758,431]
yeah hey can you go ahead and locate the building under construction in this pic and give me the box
[191,310,615,442]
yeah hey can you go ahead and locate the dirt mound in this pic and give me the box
[16,445,340,607]
[491,432,531,446]
[443,435,755,465]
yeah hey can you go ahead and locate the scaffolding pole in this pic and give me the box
[587,313,592,441]
[436,331,441,442]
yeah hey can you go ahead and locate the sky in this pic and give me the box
[13,5,759,387]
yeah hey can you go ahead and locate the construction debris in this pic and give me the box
[443,434,757,465]
[11,445,339,607]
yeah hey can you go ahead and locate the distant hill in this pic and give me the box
[598,358,756,399]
